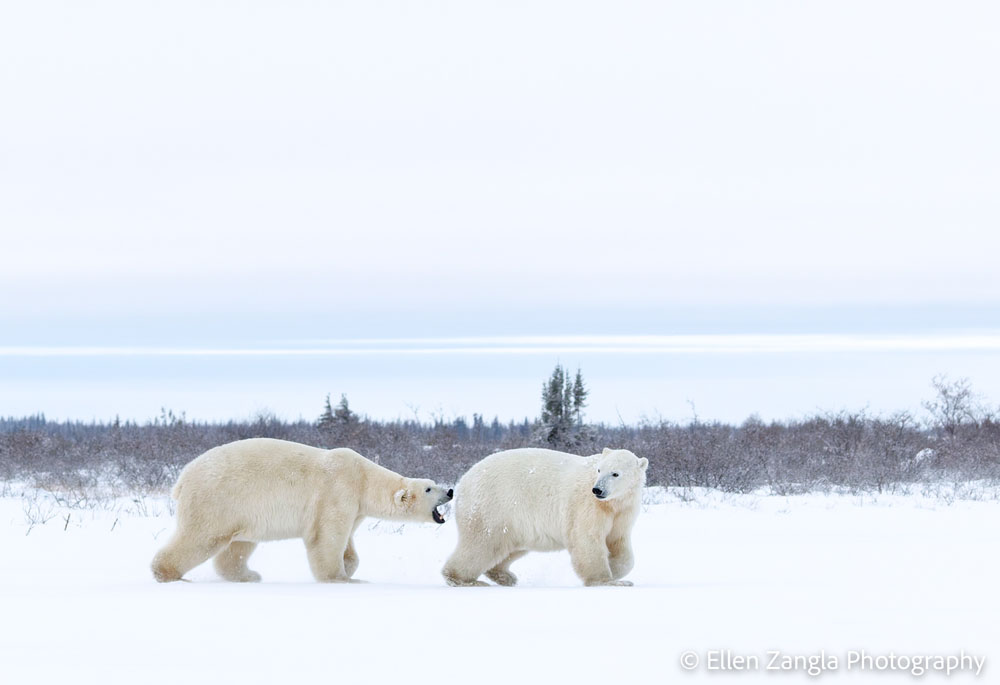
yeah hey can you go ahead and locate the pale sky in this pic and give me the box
[1,2,999,421]
[3,1,999,321]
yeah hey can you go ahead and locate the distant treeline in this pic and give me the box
[2,377,998,496]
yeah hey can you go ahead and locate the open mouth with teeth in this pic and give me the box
[432,506,446,524]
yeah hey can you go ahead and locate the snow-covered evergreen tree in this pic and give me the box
[537,365,593,448]
[333,394,356,425]
[572,368,588,424]
[319,393,357,430]
[317,394,335,429]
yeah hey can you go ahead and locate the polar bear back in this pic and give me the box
[172,438,362,542]
[454,448,596,551]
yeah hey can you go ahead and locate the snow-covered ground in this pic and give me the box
[2,487,995,684]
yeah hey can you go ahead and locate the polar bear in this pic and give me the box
[442,447,647,587]
[151,438,453,583]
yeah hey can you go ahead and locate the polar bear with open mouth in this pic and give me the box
[151,438,452,583]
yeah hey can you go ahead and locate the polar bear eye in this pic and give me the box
[612,472,619,478]
[425,487,431,493]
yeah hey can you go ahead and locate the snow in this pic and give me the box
[2,487,996,684]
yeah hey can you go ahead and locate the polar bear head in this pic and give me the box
[393,479,454,524]
[591,448,648,500]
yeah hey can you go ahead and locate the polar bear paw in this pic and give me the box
[485,569,518,586]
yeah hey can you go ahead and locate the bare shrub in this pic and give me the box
[2,377,999,499]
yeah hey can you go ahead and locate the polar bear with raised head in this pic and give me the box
[442,447,647,587]
[151,438,453,583]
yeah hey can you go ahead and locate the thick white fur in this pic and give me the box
[442,447,647,587]
[151,438,450,583]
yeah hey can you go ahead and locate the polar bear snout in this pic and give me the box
[591,449,649,502]
[435,488,453,505]
[425,483,453,524]
[432,488,454,522]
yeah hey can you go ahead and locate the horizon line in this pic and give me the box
[3,333,1000,356]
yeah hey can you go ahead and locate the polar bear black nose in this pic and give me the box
[447,489,454,499]
[592,487,604,497]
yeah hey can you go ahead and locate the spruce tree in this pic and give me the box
[538,364,591,447]
[541,365,567,426]
[318,394,335,429]
[572,368,588,424]
[562,373,574,423]
[319,393,357,431]
[334,394,356,425]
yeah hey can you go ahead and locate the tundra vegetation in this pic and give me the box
[1,374,998,505]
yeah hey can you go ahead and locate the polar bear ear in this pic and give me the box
[394,489,408,506]
[637,457,648,471]
[602,447,612,455]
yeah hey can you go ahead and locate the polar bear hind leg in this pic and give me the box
[213,541,262,582]
[484,550,527,586]
[152,532,230,582]
[441,540,508,587]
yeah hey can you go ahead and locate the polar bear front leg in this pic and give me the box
[343,537,359,578]
[304,520,352,583]
[569,533,633,587]
[607,535,635,581]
